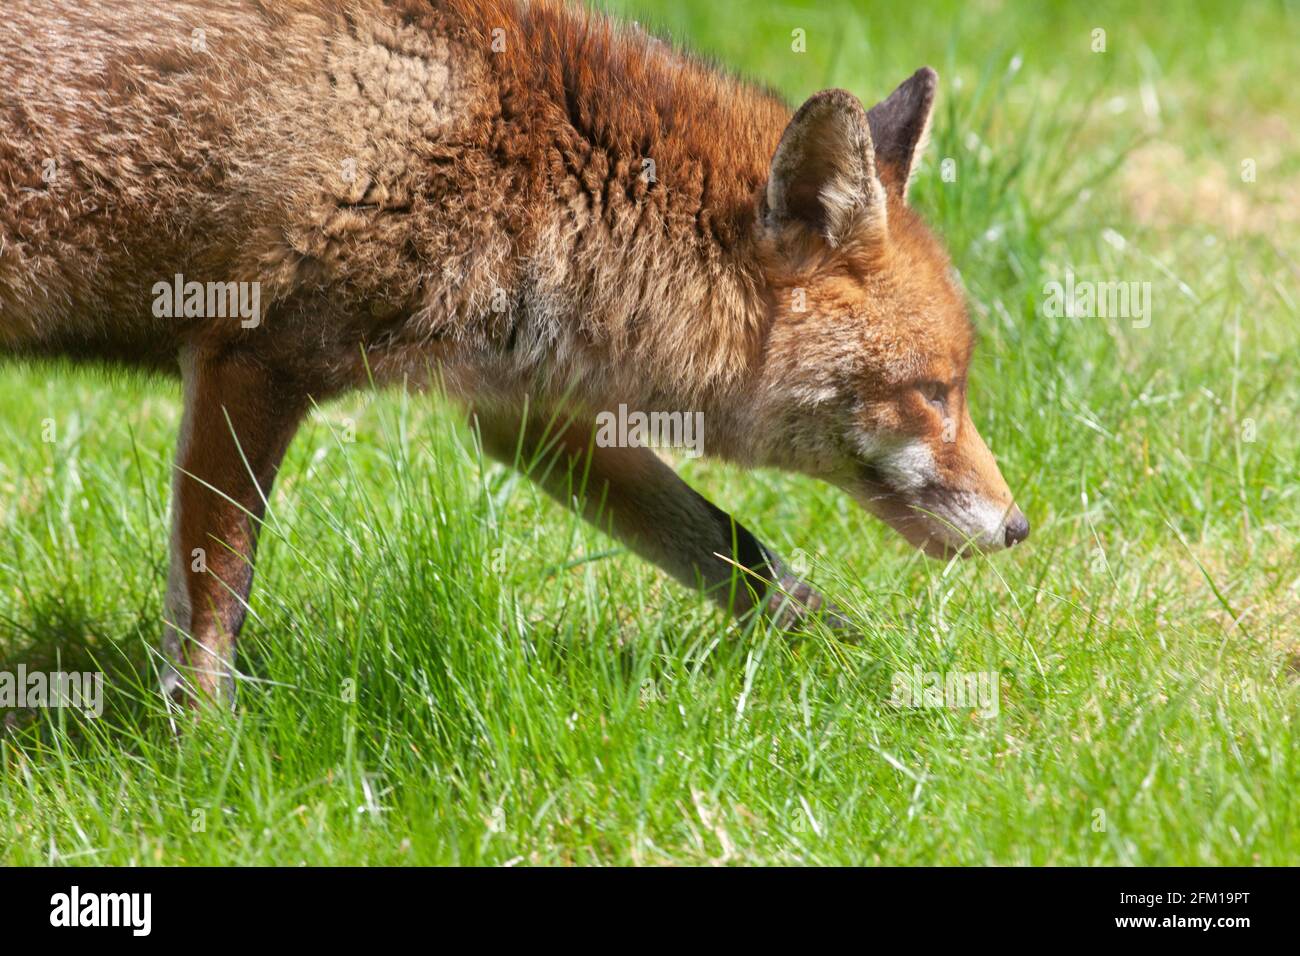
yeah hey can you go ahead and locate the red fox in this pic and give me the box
[0,0,1027,705]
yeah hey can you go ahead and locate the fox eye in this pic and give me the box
[919,381,948,411]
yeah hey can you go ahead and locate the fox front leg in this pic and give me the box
[474,408,850,632]
[161,348,307,708]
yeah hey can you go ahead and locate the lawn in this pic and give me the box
[1,0,1297,865]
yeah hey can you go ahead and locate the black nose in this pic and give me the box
[1004,507,1030,547]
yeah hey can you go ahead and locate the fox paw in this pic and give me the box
[763,574,855,635]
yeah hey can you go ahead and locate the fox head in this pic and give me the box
[751,68,1028,557]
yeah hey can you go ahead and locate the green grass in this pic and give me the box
[2,0,1298,865]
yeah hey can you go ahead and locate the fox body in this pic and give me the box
[1,0,1026,703]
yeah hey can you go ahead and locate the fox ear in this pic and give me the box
[765,89,886,246]
[866,67,938,199]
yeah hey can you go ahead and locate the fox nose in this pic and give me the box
[1004,507,1030,547]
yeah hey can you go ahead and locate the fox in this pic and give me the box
[0,0,1028,706]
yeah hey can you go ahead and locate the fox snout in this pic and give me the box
[847,416,1028,559]
[855,476,1030,558]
